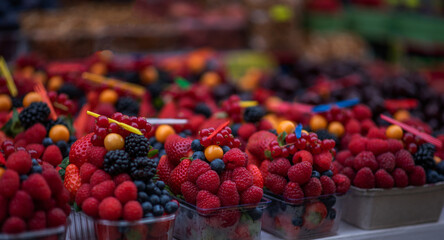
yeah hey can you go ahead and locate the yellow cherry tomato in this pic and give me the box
[104,133,125,151]
[23,92,42,108]
[394,110,410,122]
[328,121,345,137]
[0,94,12,112]
[99,89,119,105]
[90,62,108,75]
[434,156,441,164]
[386,125,403,139]
[140,66,158,84]
[204,145,224,162]
[48,76,63,91]
[201,72,220,89]
[309,115,327,131]
[155,125,175,143]
[49,124,70,143]
[277,120,296,135]
[0,167,5,178]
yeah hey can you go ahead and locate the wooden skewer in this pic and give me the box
[87,111,143,135]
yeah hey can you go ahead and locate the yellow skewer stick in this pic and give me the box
[239,101,258,108]
[0,57,17,97]
[82,72,145,97]
[87,111,143,135]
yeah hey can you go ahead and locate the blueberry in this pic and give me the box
[329,209,337,219]
[321,196,336,210]
[210,159,225,173]
[179,133,187,138]
[150,195,160,205]
[222,146,230,153]
[20,174,28,182]
[156,181,165,190]
[183,130,192,136]
[42,138,53,147]
[56,141,69,157]
[322,170,333,177]
[134,181,146,192]
[231,124,241,136]
[32,159,39,166]
[191,139,203,152]
[248,207,263,221]
[165,201,179,214]
[31,165,42,174]
[142,202,153,213]
[153,205,164,216]
[437,162,444,174]
[311,170,320,178]
[154,187,162,196]
[160,195,171,205]
[192,151,205,161]
[138,192,149,202]
[148,137,157,145]
[268,129,278,136]
[292,217,303,226]
[162,190,169,195]
[153,142,163,150]
[68,136,77,144]
[144,212,154,218]
[146,182,155,194]
[427,170,440,183]
[159,149,166,157]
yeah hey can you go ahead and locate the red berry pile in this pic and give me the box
[198,126,240,149]
[221,95,242,123]
[48,91,76,116]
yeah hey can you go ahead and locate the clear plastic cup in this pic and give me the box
[262,191,343,240]
[0,221,69,240]
[173,198,270,240]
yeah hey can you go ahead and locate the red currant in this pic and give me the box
[281,147,289,158]
[112,112,123,121]
[97,116,109,128]
[403,133,414,144]
[48,91,57,102]
[57,93,68,103]
[408,143,417,154]
[271,145,282,158]
[296,138,307,149]
[288,144,297,155]
[4,145,15,157]
[286,133,297,144]
[233,138,241,148]
[91,134,103,147]
[109,123,120,133]
[213,133,224,145]
[201,129,209,137]
[131,122,139,129]
[129,116,138,123]
[201,136,212,147]
[2,140,13,150]
[96,128,107,138]
[312,144,322,154]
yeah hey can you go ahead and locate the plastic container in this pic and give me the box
[67,210,95,240]
[342,183,444,230]
[173,198,270,240]
[262,191,342,240]
[0,222,69,240]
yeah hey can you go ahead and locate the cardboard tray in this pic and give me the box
[342,182,444,230]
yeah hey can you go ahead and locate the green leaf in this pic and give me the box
[59,157,70,170]
[1,109,24,137]
[73,202,81,212]
[264,150,272,160]
[277,131,287,146]
[58,116,75,136]
[153,97,164,111]
[147,149,159,158]
[58,169,65,179]
[175,77,191,90]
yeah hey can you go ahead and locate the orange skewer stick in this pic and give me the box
[34,82,57,120]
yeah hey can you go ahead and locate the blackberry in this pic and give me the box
[58,84,84,99]
[12,97,23,108]
[125,134,149,158]
[19,102,50,128]
[243,106,265,123]
[130,157,157,180]
[414,143,436,170]
[116,97,139,116]
[194,103,212,118]
[104,150,130,175]
[316,129,339,147]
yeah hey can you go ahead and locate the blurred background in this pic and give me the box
[1,0,443,67]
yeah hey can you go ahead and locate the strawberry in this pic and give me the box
[64,164,81,199]
[164,134,192,166]
[303,202,327,230]
[157,155,174,185]
[247,164,263,188]
[69,133,93,168]
[246,131,277,160]
[158,101,177,119]
[169,159,191,194]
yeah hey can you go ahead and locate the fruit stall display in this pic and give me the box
[0,49,443,240]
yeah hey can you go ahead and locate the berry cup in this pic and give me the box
[0,221,69,240]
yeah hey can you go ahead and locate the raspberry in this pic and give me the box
[9,190,34,219]
[387,139,403,153]
[353,167,375,189]
[181,181,199,204]
[47,208,67,227]
[240,186,262,204]
[332,161,343,175]
[114,181,137,204]
[258,119,273,131]
[377,152,396,172]
[238,123,256,140]
[28,211,46,231]
[350,136,368,154]
[75,183,91,206]
[26,144,44,159]
[0,169,20,198]
[259,160,270,180]
[223,148,247,170]
[89,169,112,186]
[247,164,263,188]
[332,174,351,194]
[288,161,312,185]
[352,104,371,120]
[22,173,52,200]
[87,146,107,168]
[320,176,336,194]
[336,150,352,165]
[187,159,211,183]
[123,200,143,221]
[392,168,409,188]
[113,173,132,186]
[292,150,313,165]
[24,123,47,144]
[340,167,356,182]
[395,150,415,173]
[55,188,70,208]
[303,177,322,197]
[265,174,287,195]
[354,151,378,172]
[99,197,122,220]
[268,158,291,177]
[2,217,26,234]
[231,167,253,192]
[82,197,100,218]
[366,139,389,156]
[6,151,32,174]
[42,167,63,196]
[345,119,361,134]
[217,180,240,206]
[313,151,333,172]
[409,166,426,186]
[91,180,115,201]
[196,170,220,194]
[344,156,355,168]
[375,169,394,188]
[80,163,97,184]
[366,127,386,139]
[196,190,221,214]
[42,145,63,167]
[283,182,304,204]
[0,195,7,223]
